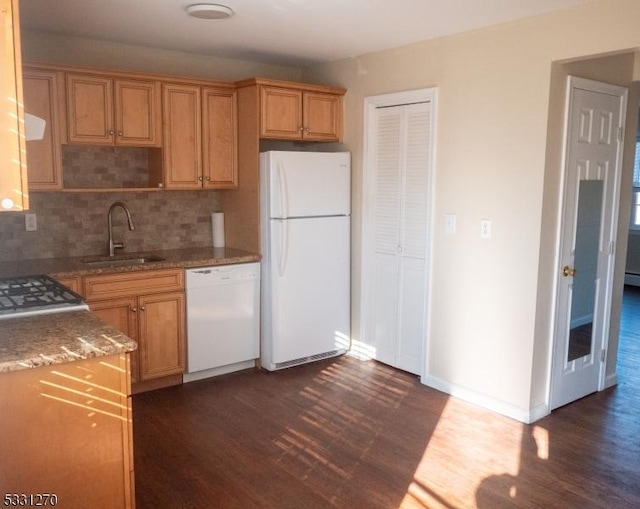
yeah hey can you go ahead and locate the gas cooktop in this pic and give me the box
[0,275,88,319]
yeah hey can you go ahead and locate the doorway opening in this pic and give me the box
[549,76,627,411]
[546,52,640,415]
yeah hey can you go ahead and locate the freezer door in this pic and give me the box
[264,216,350,365]
[262,151,350,218]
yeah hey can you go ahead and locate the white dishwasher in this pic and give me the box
[184,262,260,382]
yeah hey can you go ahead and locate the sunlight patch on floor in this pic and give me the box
[399,398,524,508]
[531,425,549,460]
[346,338,377,360]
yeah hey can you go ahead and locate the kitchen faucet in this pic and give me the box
[108,201,135,256]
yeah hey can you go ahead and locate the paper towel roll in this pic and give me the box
[212,212,225,248]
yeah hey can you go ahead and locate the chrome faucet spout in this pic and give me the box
[108,201,135,256]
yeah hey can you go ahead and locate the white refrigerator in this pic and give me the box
[260,151,351,371]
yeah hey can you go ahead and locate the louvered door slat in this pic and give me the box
[374,109,402,254]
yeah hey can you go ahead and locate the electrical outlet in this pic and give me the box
[480,219,491,239]
[25,213,37,232]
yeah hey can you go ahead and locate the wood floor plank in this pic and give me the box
[133,288,640,508]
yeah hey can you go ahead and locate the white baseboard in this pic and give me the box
[603,372,618,389]
[183,360,256,383]
[624,273,640,286]
[422,375,550,424]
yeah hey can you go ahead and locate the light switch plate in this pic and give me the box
[480,219,491,239]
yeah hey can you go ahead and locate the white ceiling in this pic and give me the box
[20,0,595,67]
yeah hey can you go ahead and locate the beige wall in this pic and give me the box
[305,0,640,420]
[21,30,303,82]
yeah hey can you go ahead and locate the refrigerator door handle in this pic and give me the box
[278,219,288,277]
[277,162,288,219]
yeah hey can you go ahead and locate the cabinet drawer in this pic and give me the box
[83,269,184,301]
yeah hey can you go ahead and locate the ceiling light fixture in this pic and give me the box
[186,3,234,20]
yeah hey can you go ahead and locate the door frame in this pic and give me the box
[359,87,437,379]
[548,76,627,410]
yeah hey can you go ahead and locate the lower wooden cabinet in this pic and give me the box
[0,353,134,508]
[84,269,185,390]
[138,291,184,380]
[90,297,140,382]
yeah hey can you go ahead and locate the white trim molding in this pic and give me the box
[423,374,549,424]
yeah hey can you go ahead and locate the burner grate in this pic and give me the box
[0,275,84,313]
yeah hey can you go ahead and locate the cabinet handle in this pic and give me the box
[140,305,146,312]
[205,176,210,182]
[109,129,114,135]
[198,176,203,182]
[304,127,310,133]
[299,126,304,132]
[118,131,123,136]
[131,307,137,313]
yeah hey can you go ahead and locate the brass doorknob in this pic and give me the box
[563,266,577,277]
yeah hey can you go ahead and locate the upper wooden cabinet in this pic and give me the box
[260,86,344,141]
[66,74,161,147]
[162,83,202,189]
[23,68,63,190]
[236,78,345,142]
[202,86,238,189]
[16,64,346,196]
[163,84,238,189]
[303,91,344,141]
[0,0,28,211]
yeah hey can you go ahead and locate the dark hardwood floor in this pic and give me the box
[133,288,640,508]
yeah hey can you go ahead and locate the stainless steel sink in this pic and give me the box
[82,255,165,268]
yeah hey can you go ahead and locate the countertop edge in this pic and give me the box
[0,311,138,374]
[0,247,261,280]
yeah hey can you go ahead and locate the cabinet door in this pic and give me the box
[202,87,238,188]
[163,84,202,189]
[0,0,28,211]
[66,74,114,144]
[260,86,303,139]
[303,91,343,142]
[138,291,185,380]
[90,297,140,383]
[114,79,161,147]
[0,354,133,508]
[23,70,63,190]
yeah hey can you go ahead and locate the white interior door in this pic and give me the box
[550,76,627,410]
[362,89,435,376]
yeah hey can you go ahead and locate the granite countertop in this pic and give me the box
[0,310,137,373]
[0,246,261,279]
[0,246,260,373]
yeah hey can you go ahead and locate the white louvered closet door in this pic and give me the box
[369,101,431,375]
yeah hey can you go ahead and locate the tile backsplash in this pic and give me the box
[0,190,221,262]
[62,145,154,189]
